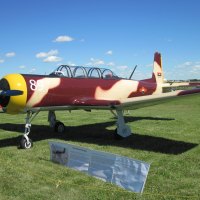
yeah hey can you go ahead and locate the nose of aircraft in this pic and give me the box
[0,78,23,109]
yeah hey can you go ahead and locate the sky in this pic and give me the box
[0,0,200,80]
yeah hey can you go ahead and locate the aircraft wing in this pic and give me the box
[70,88,200,110]
[116,88,200,110]
[162,82,200,93]
[75,88,200,110]
[162,82,200,88]
[29,88,200,112]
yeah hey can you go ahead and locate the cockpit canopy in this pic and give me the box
[50,65,119,79]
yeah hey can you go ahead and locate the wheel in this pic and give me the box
[114,128,124,140]
[54,121,65,133]
[20,137,33,149]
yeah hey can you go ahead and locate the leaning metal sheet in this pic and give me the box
[49,142,150,193]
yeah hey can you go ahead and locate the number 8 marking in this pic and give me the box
[29,79,43,91]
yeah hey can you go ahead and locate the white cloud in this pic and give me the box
[177,61,192,69]
[133,70,151,80]
[5,52,16,57]
[19,65,26,69]
[107,62,115,66]
[175,61,199,69]
[36,49,58,58]
[36,52,48,58]
[95,60,104,65]
[36,49,62,63]
[54,35,74,42]
[106,50,113,55]
[43,56,62,63]
[145,63,153,67]
[30,68,36,73]
[86,58,116,67]
[117,65,128,70]
[172,61,200,80]
[0,59,4,63]
[190,64,200,74]
[86,58,105,66]
[67,61,76,66]
[184,61,192,66]
[194,65,200,69]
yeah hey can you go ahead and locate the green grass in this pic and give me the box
[0,95,200,200]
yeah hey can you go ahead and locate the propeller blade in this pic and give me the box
[0,90,23,96]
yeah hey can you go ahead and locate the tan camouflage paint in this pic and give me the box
[26,78,61,107]
[95,80,139,100]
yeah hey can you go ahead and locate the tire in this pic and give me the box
[20,137,33,149]
[54,121,65,133]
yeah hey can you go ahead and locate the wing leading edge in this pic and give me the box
[116,88,200,110]
[67,88,200,110]
[32,88,200,112]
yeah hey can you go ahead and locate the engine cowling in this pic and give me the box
[0,74,27,114]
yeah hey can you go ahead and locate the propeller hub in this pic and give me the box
[0,78,10,107]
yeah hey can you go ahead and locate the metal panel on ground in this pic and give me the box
[49,142,150,193]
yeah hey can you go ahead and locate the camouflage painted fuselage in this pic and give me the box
[0,73,158,114]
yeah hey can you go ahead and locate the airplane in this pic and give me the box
[0,52,200,149]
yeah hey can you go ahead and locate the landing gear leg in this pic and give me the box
[114,109,132,139]
[20,111,39,149]
[48,111,65,133]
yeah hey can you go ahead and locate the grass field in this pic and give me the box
[0,95,200,200]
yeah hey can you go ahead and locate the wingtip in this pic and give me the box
[178,88,200,96]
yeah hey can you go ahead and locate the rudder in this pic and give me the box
[152,52,164,93]
[153,52,164,84]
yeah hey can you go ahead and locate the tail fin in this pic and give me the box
[152,52,164,93]
[153,52,164,84]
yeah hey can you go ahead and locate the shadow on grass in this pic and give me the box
[0,116,197,154]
